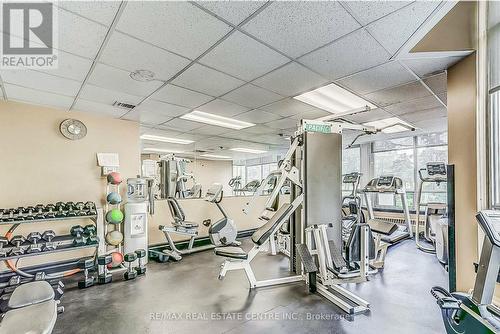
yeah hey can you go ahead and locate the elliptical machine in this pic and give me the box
[431,210,500,333]
[415,162,449,264]
[205,183,240,247]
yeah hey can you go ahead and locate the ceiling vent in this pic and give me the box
[113,101,136,109]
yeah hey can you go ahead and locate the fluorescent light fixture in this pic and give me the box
[230,147,267,154]
[294,83,376,115]
[143,148,185,154]
[363,117,414,133]
[140,134,194,145]
[200,154,232,159]
[181,110,255,130]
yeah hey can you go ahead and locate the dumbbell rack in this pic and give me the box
[0,208,105,263]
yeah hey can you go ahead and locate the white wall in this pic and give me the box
[188,159,233,195]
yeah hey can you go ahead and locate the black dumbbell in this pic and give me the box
[97,255,112,284]
[23,206,35,220]
[0,237,8,257]
[75,202,85,216]
[45,204,56,219]
[66,207,77,217]
[70,225,86,246]
[13,208,25,221]
[27,232,43,253]
[55,203,66,218]
[84,202,97,215]
[124,253,138,280]
[42,230,56,251]
[77,258,95,289]
[134,249,147,275]
[9,235,26,256]
[34,204,45,219]
[83,225,99,245]
[65,202,75,210]
[3,209,15,222]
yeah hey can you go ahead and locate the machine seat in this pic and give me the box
[0,300,57,334]
[214,246,248,260]
[367,219,398,236]
[8,281,54,309]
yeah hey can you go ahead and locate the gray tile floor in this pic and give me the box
[54,239,448,334]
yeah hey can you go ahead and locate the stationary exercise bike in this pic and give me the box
[205,183,240,247]
[431,210,500,333]
[158,184,239,261]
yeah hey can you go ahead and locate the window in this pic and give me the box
[342,147,361,173]
[371,133,448,210]
[232,165,246,187]
[246,165,262,182]
[489,2,500,208]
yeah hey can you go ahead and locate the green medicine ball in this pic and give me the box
[106,209,123,224]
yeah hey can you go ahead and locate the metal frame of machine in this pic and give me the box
[216,117,378,315]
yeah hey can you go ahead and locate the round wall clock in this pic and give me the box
[60,119,87,140]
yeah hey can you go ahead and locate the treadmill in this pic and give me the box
[362,176,413,244]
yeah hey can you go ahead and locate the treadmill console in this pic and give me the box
[377,176,395,188]
[476,210,500,247]
[343,172,361,184]
[427,162,447,176]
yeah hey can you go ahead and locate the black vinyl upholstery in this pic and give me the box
[367,219,398,236]
[251,203,293,246]
[214,246,248,259]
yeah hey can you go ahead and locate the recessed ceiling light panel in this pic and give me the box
[230,147,267,154]
[200,154,232,159]
[140,134,194,145]
[294,83,376,115]
[143,147,185,154]
[363,117,414,133]
[181,111,255,130]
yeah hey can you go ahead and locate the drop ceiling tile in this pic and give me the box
[56,9,109,58]
[88,63,163,97]
[364,81,432,107]
[79,84,143,106]
[265,118,299,130]
[199,31,289,81]
[366,1,441,55]
[124,110,173,125]
[343,109,393,123]
[384,95,443,116]
[222,131,260,141]
[138,99,190,117]
[253,62,328,96]
[116,2,231,59]
[234,110,281,124]
[336,61,415,95]
[260,98,316,117]
[196,99,249,117]
[221,84,283,108]
[195,1,265,25]
[2,70,81,96]
[253,134,289,145]
[242,1,360,58]
[37,51,92,81]
[161,118,204,132]
[151,84,213,108]
[56,1,120,26]
[289,108,331,120]
[399,107,447,123]
[422,73,446,95]
[402,56,463,77]
[5,84,74,110]
[242,125,278,135]
[343,1,412,26]
[299,29,390,80]
[74,99,129,118]
[100,32,190,81]
[172,63,245,96]
[193,125,230,136]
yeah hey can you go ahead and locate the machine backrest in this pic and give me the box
[251,203,293,246]
[167,197,185,222]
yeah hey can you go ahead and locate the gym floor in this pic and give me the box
[55,239,447,334]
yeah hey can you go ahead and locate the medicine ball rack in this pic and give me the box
[0,204,104,264]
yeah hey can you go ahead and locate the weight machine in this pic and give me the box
[159,155,202,199]
[215,118,378,314]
